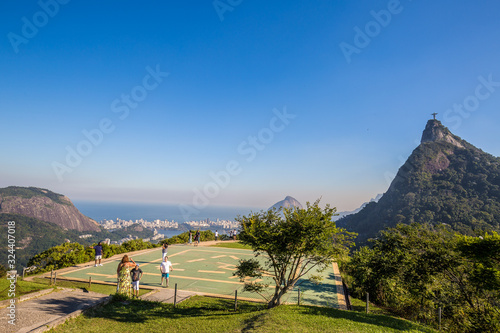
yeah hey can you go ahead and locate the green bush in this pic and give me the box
[121,239,157,252]
[165,231,189,244]
[200,230,215,241]
[161,230,216,245]
[218,233,231,241]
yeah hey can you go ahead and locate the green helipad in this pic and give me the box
[58,243,346,308]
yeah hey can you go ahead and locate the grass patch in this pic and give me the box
[211,242,252,250]
[49,295,437,333]
[254,305,437,333]
[31,277,150,296]
[0,278,49,301]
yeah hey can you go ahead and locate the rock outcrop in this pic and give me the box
[0,187,100,232]
[421,119,464,148]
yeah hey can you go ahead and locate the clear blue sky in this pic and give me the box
[1,0,500,212]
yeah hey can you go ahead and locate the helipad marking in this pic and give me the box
[154,249,192,262]
[187,258,206,263]
[198,270,225,274]
[217,262,236,271]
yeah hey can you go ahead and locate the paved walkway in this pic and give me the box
[0,286,195,332]
[0,288,110,333]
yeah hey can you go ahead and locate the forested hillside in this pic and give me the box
[338,120,500,244]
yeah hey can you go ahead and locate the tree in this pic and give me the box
[346,223,463,323]
[234,200,355,308]
[456,232,500,331]
[28,242,93,273]
[457,232,500,292]
[345,224,500,332]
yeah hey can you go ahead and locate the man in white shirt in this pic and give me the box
[159,256,174,287]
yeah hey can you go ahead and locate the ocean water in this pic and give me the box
[157,229,185,238]
[74,201,262,223]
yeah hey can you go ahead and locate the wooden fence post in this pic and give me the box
[438,307,442,332]
[174,283,178,308]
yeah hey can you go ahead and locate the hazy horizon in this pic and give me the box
[73,194,369,223]
[73,200,263,223]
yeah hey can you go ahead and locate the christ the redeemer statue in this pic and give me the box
[431,112,438,120]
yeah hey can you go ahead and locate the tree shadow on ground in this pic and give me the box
[292,305,436,333]
[79,295,435,332]
[295,274,338,307]
[241,311,269,333]
[81,296,265,325]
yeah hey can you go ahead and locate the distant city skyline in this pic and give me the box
[2,1,500,213]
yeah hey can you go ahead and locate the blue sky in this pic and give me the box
[1,0,500,213]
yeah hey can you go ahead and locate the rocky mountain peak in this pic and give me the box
[420,119,464,148]
[338,119,500,245]
[269,196,303,211]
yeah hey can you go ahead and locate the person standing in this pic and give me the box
[91,242,103,267]
[117,255,136,297]
[215,230,219,241]
[233,229,237,241]
[229,230,233,240]
[195,230,201,247]
[161,242,168,260]
[160,256,174,287]
[188,230,193,245]
[130,264,143,298]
